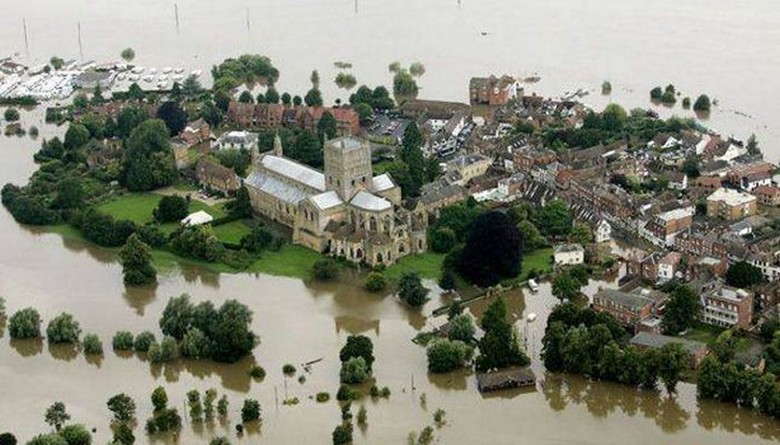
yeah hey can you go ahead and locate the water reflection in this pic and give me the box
[9,338,43,357]
[542,374,689,433]
[427,368,470,391]
[334,316,380,335]
[147,356,255,393]
[85,353,104,368]
[123,285,159,316]
[697,400,780,442]
[49,342,79,362]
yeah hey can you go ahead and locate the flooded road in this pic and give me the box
[1,1,780,443]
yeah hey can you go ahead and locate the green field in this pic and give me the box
[518,247,554,281]
[212,220,253,244]
[385,253,445,281]
[96,192,226,227]
[247,244,323,279]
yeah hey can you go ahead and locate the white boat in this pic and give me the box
[149,68,157,75]
[172,74,184,82]
[528,279,539,292]
[131,67,144,74]
[162,67,172,74]
[158,75,168,82]
[117,73,126,81]
[143,75,153,82]
[157,81,168,89]
[526,313,538,322]
[174,67,184,74]
[128,74,139,82]
[190,69,202,77]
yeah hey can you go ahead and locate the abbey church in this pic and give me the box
[244,134,427,266]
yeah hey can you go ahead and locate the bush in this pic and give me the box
[25,434,67,445]
[82,333,103,355]
[336,385,358,401]
[429,227,457,253]
[148,336,180,363]
[426,339,474,373]
[313,258,340,280]
[239,224,282,253]
[4,108,20,122]
[241,399,261,423]
[332,424,352,445]
[650,87,663,100]
[447,314,476,343]
[340,356,369,384]
[180,327,211,359]
[170,225,225,262]
[133,331,156,352]
[398,272,429,308]
[0,433,16,445]
[282,364,296,375]
[8,307,41,339]
[339,335,375,370]
[364,272,387,292]
[249,365,266,380]
[112,331,134,351]
[315,392,330,403]
[693,94,711,112]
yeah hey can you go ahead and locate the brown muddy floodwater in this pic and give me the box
[2,1,780,442]
[1,111,779,444]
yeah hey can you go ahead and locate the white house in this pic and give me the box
[595,220,612,243]
[554,244,585,266]
[212,131,258,152]
[181,210,214,227]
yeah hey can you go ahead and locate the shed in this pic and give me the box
[476,367,535,393]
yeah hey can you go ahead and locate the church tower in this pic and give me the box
[324,136,373,200]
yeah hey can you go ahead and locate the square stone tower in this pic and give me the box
[324,136,373,201]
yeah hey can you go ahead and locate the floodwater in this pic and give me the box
[1,0,779,158]
[1,1,780,443]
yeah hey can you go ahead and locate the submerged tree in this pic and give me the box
[119,233,157,286]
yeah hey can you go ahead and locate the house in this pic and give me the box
[592,288,654,329]
[594,220,612,243]
[700,281,754,330]
[513,146,557,171]
[692,176,722,194]
[657,252,682,282]
[641,206,694,247]
[629,332,709,369]
[469,75,518,106]
[212,131,259,152]
[741,172,772,192]
[181,210,214,227]
[753,186,780,206]
[706,188,757,220]
[196,158,240,194]
[475,367,535,393]
[180,118,212,146]
[301,107,360,136]
[445,154,492,186]
[554,244,585,266]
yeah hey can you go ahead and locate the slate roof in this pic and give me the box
[629,332,708,355]
[594,289,654,311]
[310,191,344,210]
[260,155,325,192]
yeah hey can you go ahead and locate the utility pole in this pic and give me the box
[175,3,180,31]
[77,22,83,60]
[23,18,29,59]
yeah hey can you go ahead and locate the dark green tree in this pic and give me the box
[339,335,375,370]
[119,234,157,286]
[317,111,338,142]
[398,272,429,307]
[534,200,572,238]
[458,211,522,287]
[123,119,177,191]
[426,339,473,373]
[240,399,261,423]
[107,393,136,424]
[304,88,323,107]
[661,285,700,335]
[44,402,70,431]
[725,261,764,288]
[475,298,529,372]
[153,195,189,223]
[155,101,188,135]
[657,342,687,394]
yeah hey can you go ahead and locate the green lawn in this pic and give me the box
[518,247,554,281]
[213,220,253,244]
[385,253,445,281]
[247,244,323,279]
[680,323,725,344]
[96,192,226,226]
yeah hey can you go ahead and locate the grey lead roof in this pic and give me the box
[245,171,310,205]
[350,190,392,211]
[261,155,325,191]
[371,173,395,192]
[310,191,344,210]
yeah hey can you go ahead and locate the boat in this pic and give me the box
[162,67,172,74]
[526,313,538,322]
[528,279,539,292]
[158,75,168,82]
[174,67,184,74]
[480,31,489,36]
[149,68,157,75]
[128,74,139,82]
[143,75,153,82]
[131,67,144,74]
[190,69,202,77]
[172,74,184,82]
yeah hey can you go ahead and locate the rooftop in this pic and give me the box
[629,332,708,355]
[707,187,756,206]
[245,171,311,205]
[261,155,325,192]
[594,289,654,311]
[371,173,396,192]
[328,136,364,152]
[554,243,584,254]
[350,190,392,212]
[310,191,344,210]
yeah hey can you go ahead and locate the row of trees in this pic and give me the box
[543,303,687,394]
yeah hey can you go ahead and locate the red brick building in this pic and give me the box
[469,75,518,106]
[753,186,780,206]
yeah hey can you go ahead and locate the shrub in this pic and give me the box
[364,272,387,292]
[154,195,189,223]
[82,333,103,355]
[313,258,340,280]
[112,331,134,351]
[315,392,330,403]
[282,364,296,375]
[46,312,82,344]
[133,331,156,352]
[447,314,476,343]
[0,433,16,445]
[336,385,357,401]
[4,108,20,122]
[181,327,211,359]
[332,424,352,445]
[249,365,266,380]
[148,336,180,363]
[398,272,429,308]
[426,339,474,373]
[429,227,456,253]
[58,424,91,445]
[693,94,711,112]
[8,307,41,339]
[240,399,261,423]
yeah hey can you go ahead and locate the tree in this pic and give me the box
[535,200,572,238]
[290,129,323,167]
[400,122,425,195]
[45,402,70,431]
[293,95,303,106]
[50,178,85,210]
[439,268,456,291]
[46,313,81,344]
[354,102,373,123]
[393,70,418,97]
[64,123,90,150]
[313,258,339,280]
[154,195,189,223]
[552,271,582,302]
[317,111,337,142]
[340,356,369,384]
[238,91,254,104]
[281,92,292,105]
[448,314,476,343]
[0,433,16,445]
[211,300,258,363]
[59,424,91,445]
[429,227,456,253]
[182,75,203,98]
[241,399,261,423]
[49,56,65,70]
[115,106,147,138]
[127,82,145,101]
[310,70,320,89]
[746,134,761,157]
[112,331,134,351]
[8,307,42,339]
[304,88,323,107]
[120,48,135,62]
[123,119,177,191]
[4,108,20,122]
[475,298,529,372]
[263,87,280,104]
[398,272,429,307]
[148,335,180,363]
[661,285,700,335]
[119,234,157,286]
[186,390,203,422]
[72,93,88,111]
[365,272,387,292]
[693,94,711,113]
[332,424,352,445]
[569,224,593,245]
[725,261,764,288]
[227,186,253,218]
[107,393,136,424]
[409,62,426,77]
[26,434,67,445]
[517,220,544,252]
[458,211,523,287]
[339,335,375,370]
[155,101,188,136]
[181,327,211,359]
[82,333,103,355]
[112,423,134,445]
[427,339,474,374]
[151,386,168,412]
[657,343,687,394]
